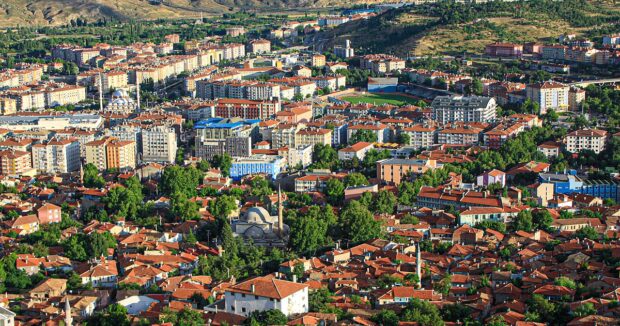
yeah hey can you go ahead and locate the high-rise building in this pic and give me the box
[431,96,497,124]
[525,82,569,114]
[142,126,177,164]
[31,138,80,174]
[0,149,32,176]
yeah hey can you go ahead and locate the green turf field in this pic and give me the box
[341,93,420,106]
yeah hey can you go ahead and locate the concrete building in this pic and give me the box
[0,149,32,176]
[334,40,354,59]
[230,155,284,180]
[525,82,569,114]
[484,43,523,57]
[431,96,497,124]
[311,54,326,67]
[85,137,114,171]
[0,114,103,131]
[401,125,437,150]
[565,129,608,154]
[338,142,374,161]
[376,158,438,185]
[31,138,81,173]
[248,39,271,54]
[294,128,332,148]
[141,126,177,164]
[106,140,137,170]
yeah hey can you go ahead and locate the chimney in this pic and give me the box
[250,284,256,293]
[292,275,297,283]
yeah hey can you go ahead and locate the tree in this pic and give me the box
[90,304,131,326]
[573,302,597,317]
[339,200,382,243]
[401,298,445,326]
[554,276,577,290]
[441,303,472,322]
[575,225,599,240]
[513,210,533,232]
[527,294,557,324]
[349,129,377,144]
[312,144,337,170]
[401,213,420,225]
[344,172,368,187]
[170,192,200,221]
[209,195,237,219]
[434,274,452,296]
[397,132,411,145]
[160,166,202,197]
[245,309,287,325]
[211,153,232,177]
[249,176,272,198]
[371,310,399,326]
[470,78,483,95]
[83,163,105,188]
[372,189,397,214]
[160,307,205,326]
[324,178,345,205]
[532,209,554,231]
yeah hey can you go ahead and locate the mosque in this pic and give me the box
[104,89,139,114]
[232,187,289,247]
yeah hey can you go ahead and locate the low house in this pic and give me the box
[79,258,119,288]
[224,276,309,317]
[30,278,67,302]
[476,169,506,188]
[376,287,441,305]
[36,203,62,224]
[337,142,374,161]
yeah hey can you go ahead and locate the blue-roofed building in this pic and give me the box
[194,118,260,160]
[230,155,284,181]
[539,172,620,202]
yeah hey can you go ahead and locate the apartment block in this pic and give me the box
[142,126,177,164]
[431,96,497,124]
[31,138,81,174]
[525,82,569,114]
[565,129,608,154]
[0,150,32,176]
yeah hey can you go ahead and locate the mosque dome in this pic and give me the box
[244,206,271,224]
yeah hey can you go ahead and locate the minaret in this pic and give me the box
[277,185,283,236]
[98,72,104,112]
[64,297,73,326]
[79,162,84,185]
[136,80,141,113]
[416,241,422,288]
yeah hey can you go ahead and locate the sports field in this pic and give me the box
[341,93,421,106]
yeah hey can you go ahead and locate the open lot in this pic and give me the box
[340,93,421,106]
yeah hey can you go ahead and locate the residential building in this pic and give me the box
[248,39,271,54]
[85,137,114,171]
[141,126,177,164]
[484,43,523,57]
[376,158,438,185]
[437,126,482,146]
[458,207,521,226]
[224,276,309,317]
[401,125,437,150]
[338,142,374,161]
[295,128,332,148]
[334,40,354,59]
[431,96,497,124]
[525,82,569,114]
[476,169,506,188]
[37,203,62,225]
[0,149,32,176]
[416,186,508,209]
[568,87,586,111]
[31,138,81,173]
[106,140,137,170]
[537,141,562,158]
[565,129,608,154]
[311,54,326,67]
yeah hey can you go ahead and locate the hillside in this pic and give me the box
[0,0,376,27]
[313,0,620,57]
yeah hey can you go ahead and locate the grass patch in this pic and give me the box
[341,93,420,106]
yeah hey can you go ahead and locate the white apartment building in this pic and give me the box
[224,276,309,317]
[141,126,177,164]
[31,138,81,173]
[401,125,437,150]
[525,82,569,114]
[431,96,497,124]
[565,129,608,154]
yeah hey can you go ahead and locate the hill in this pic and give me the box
[312,0,620,57]
[0,0,369,27]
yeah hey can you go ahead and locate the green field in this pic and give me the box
[341,93,420,106]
